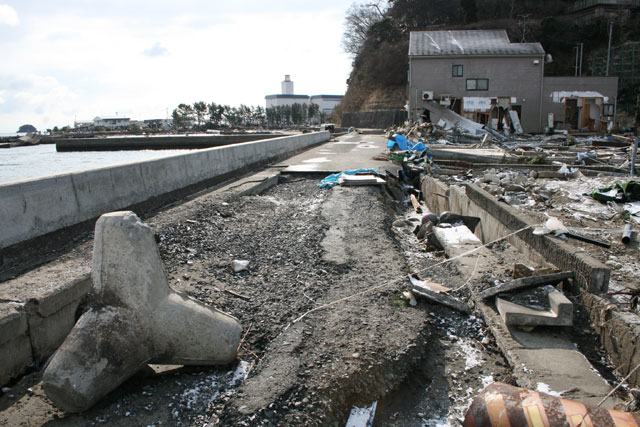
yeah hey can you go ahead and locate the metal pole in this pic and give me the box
[606,21,614,76]
[575,45,579,77]
[632,137,639,176]
[613,96,617,130]
[579,43,584,77]
[622,224,633,244]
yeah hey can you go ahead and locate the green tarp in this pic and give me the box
[591,181,640,203]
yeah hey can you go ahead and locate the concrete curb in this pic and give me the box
[0,166,285,387]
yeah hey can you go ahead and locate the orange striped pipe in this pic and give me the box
[463,383,640,427]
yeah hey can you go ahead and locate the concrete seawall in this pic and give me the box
[56,133,288,151]
[0,132,329,254]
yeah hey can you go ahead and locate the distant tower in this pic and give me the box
[281,75,294,95]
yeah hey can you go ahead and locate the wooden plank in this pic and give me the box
[410,286,470,314]
[410,194,422,213]
[409,275,470,313]
[478,271,574,300]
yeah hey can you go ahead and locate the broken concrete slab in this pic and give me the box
[496,290,573,327]
[433,224,481,249]
[43,211,242,413]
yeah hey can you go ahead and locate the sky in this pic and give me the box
[0,1,356,133]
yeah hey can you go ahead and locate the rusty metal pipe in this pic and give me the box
[623,223,633,244]
[464,382,640,427]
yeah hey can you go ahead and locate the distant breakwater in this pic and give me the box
[56,133,289,152]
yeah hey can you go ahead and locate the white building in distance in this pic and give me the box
[265,75,343,115]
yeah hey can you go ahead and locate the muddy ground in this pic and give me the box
[1,174,541,426]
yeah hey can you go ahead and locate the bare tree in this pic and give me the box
[342,1,388,56]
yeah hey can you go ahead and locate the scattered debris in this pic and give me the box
[345,401,377,427]
[479,271,574,299]
[341,174,386,186]
[534,216,611,248]
[408,274,470,314]
[318,168,382,189]
[232,260,250,272]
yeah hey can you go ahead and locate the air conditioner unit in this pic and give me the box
[422,91,434,101]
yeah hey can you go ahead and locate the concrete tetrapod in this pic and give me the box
[42,211,242,412]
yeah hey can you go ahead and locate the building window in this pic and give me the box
[466,78,489,91]
[452,65,463,77]
[603,104,615,116]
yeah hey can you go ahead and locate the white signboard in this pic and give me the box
[463,97,492,112]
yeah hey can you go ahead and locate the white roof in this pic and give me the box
[409,30,545,57]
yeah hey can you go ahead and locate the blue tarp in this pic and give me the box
[387,134,408,150]
[387,134,428,152]
[318,168,381,189]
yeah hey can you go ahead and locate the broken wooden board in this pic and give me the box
[410,194,422,213]
[409,275,451,294]
[478,271,574,300]
[409,275,470,313]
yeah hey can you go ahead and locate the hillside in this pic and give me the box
[335,0,640,122]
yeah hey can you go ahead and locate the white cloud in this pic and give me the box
[0,4,19,26]
[143,42,169,57]
[0,74,79,130]
[0,1,355,132]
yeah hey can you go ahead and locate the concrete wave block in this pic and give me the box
[43,211,242,412]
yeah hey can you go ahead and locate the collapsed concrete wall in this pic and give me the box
[0,132,329,252]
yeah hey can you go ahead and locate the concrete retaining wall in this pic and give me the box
[56,134,286,151]
[0,132,329,251]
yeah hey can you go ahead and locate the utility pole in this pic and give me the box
[606,20,614,76]
[518,14,531,43]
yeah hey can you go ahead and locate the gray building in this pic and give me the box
[408,30,618,133]
[569,0,640,23]
[265,75,343,116]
